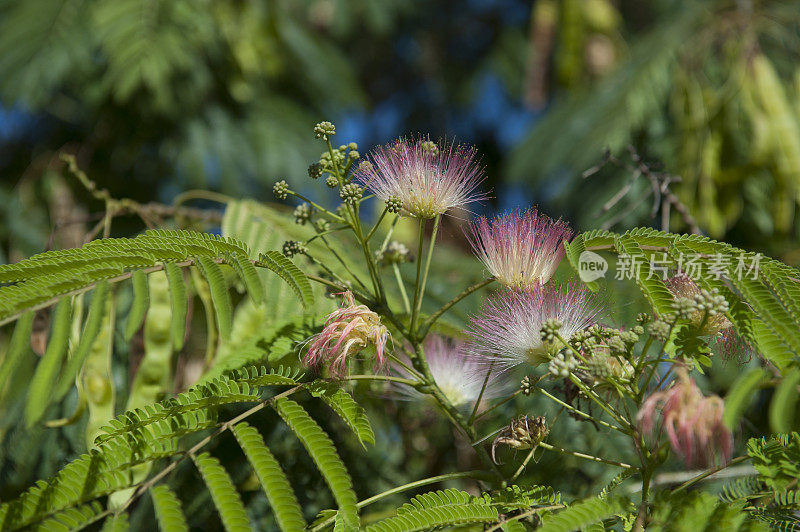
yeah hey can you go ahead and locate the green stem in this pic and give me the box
[393,263,411,314]
[346,374,418,386]
[510,446,539,483]
[538,442,635,469]
[310,471,495,531]
[316,235,370,292]
[468,360,495,425]
[411,214,440,338]
[537,388,627,434]
[671,455,750,494]
[417,277,495,339]
[364,207,389,242]
[410,218,427,335]
[172,189,233,207]
[473,390,523,423]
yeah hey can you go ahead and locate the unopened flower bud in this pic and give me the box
[376,241,412,265]
[314,121,336,139]
[648,319,671,342]
[282,240,306,258]
[294,203,312,225]
[308,163,323,179]
[420,139,439,157]
[326,175,339,188]
[385,195,403,214]
[273,180,290,200]
[520,376,533,396]
[540,319,563,343]
[548,352,578,379]
[340,183,363,205]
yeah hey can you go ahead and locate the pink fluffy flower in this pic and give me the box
[637,372,733,468]
[355,136,487,219]
[392,336,506,407]
[466,209,572,290]
[467,282,602,371]
[303,292,389,378]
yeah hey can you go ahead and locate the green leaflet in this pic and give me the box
[99,512,129,532]
[366,490,499,532]
[769,368,800,434]
[193,452,252,532]
[124,269,150,340]
[25,297,72,426]
[164,262,188,351]
[151,485,189,532]
[308,381,375,448]
[273,397,359,530]
[724,368,767,430]
[231,422,306,532]
[538,497,625,532]
[31,501,104,532]
[0,311,34,395]
[231,253,264,305]
[0,229,250,325]
[196,256,233,340]
[55,281,110,400]
[257,251,314,310]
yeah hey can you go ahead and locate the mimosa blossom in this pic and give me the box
[303,292,389,377]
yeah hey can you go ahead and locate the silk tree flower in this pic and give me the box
[391,336,505,408]
[303,291,389,378]
[466,209,572,290]
[355,136,487,219]
[637,372,733,468]
[467,282,602,371]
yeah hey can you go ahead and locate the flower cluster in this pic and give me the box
[637,371,733,468]
[467,209,572,291]
[467,283,602,371]
[355,136,487,219]
[302,292,389,378]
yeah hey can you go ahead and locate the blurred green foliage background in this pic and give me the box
[0,0,798,260]
[0,0,799,527]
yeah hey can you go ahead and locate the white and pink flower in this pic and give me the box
[637,372,733,468]
[392,335,506,407]
[466,209,572,291]
[303,291,389,378]
[467,282,602,370]
[355,136,487,219]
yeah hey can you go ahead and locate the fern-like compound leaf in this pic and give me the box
[769,368,800,434]
[724,368,767,430]
[33,501,105,532]
[99,512,129,532]
[164,262,188,351]
[151,485,189,532]
[308,381,375,448]
[124,269,150,340]
[538,497,626,532]
[273,397,359,529]
[231,253,264,305]
[196,256,233,339]
[0,311,34,392]
[231,422,306,531]
[25,297,72,426]
[256,251,314,309]
[366,489,499,532]
[193,452,252,532]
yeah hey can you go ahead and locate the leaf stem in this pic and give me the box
[417,277,494,339]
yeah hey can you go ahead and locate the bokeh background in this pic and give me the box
[1,1,799,526]
[1,0,799,262]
